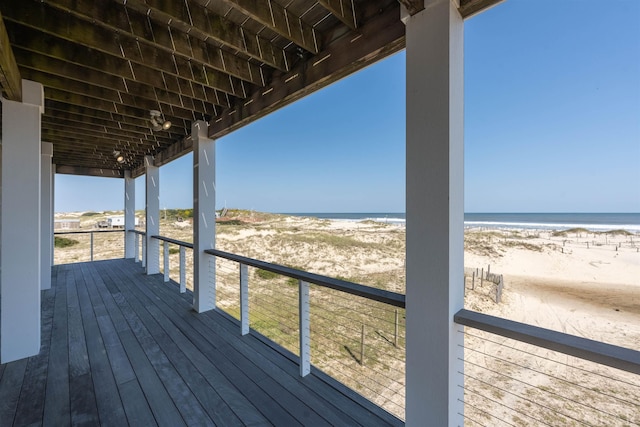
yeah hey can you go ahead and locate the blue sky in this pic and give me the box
[55,0,640,214]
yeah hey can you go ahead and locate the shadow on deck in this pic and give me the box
[0,259,403,426]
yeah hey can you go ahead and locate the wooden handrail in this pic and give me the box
[151,235,193,249]
[454,308,640,375]
[205,248,406,308]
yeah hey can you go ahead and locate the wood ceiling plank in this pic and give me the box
[125,0,289,72]
[221,0,319,54]
[317,0,357,29]
[27,68,210,126]
[55,165,125,178]
[42,119,175,145]
[15,49,225,115]
[2,2,248,97]
[0,10,21,100]
[44,110,162,136]
[45,100,189,132]
[43,0,266,86]
[209,2,404,139]
[397,0,424,16]
[459,0,505,18]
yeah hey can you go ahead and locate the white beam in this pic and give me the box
[40,142,53,290]
[404,1,465,425]
[124,170,136,258]
[1,79,44,363]
[192,120,216,313]
[145,156,160,274]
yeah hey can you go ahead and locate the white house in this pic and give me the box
[107,216,139,228]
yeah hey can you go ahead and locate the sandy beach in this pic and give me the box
[54,211,640,423]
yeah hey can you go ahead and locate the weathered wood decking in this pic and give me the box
[0,259,403,426]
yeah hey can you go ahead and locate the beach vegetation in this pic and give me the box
[81,211,101,217]
[600,229,632,236]
[255,269,278,280]
[552,228,590,237]
[54,236,79,248]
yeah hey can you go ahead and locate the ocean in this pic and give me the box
[281,212,640,232]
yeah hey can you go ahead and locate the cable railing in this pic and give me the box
[205,248,407,419]
[150,234,192,293]
[454,309,640,426]
[58,229,639,424]
[54,229,125,263]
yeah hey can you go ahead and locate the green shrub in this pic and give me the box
[54,236,79,248]
[256,269,278,280]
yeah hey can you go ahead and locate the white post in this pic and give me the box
[90,231,94,261]
[163,241,170,282]
[179,246,186,293]
[145,156,160,274]
[192,120,216,313]
[404,1,465,425]
[141,237,147,268]
[240,263,249,335]
[134,233,140,262]
[124,170,136,258]
[41,142,53,290]
[1,79,44,363]
[299,280,311,377]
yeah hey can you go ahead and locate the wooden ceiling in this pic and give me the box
[0,0,500,178]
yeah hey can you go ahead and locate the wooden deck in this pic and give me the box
[0,259,403,426]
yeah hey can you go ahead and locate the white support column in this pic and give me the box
[1,79,45,363]
[124,170,136,258]
[404,1,465,426]
[134,233,140,262]
[192,120,216,313]
[145,156,160,274]
[40,142,53,290]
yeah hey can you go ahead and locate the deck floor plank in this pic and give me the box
[13,280,56,426]
[114,264,307,426]
[101,262,277,426]
[0,259,404,427]
[43,264,71,427]
[68,266,100,426]
[76,264,128,426]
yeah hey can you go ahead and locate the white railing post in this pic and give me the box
[141,237,146,269]
[179,247,186,293]
[134,233,139,263]
[240,263,249,335]
[90,231,94,261]
[299,280,310,377]
[163,241,169,282]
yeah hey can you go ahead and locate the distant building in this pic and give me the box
[54,219,81,230]
[106,216,139,228]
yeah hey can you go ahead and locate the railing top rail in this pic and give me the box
[206,248,406,308]
[54,229,125,235]
[151,235,193,249]
[454,308,640,376]
[129,230,146,236]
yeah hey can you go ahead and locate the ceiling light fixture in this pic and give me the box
[150,110,171,131]
[113,150,125,164]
